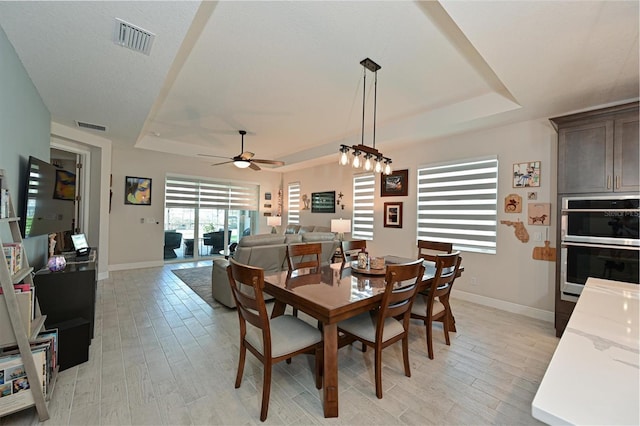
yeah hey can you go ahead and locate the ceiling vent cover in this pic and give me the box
[113,18,155,55]
[76,121,107,132]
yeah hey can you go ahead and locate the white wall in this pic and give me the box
[108,147,283,270]
[283,118,558,318]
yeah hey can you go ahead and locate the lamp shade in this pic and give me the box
[267,216,281,227]
[331,219,351,233]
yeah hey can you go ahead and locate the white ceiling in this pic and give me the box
[1,1,638,172]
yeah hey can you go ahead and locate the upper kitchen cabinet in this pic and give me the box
[552,102,639,194]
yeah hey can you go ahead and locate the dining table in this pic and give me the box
[263,255,463,418]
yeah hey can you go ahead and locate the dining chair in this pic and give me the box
[337,259,425,399]
[286,243,322,318]
[410,252,461,359]
[226,259,323,422]
[417,239,453,262]
[340,239,367,263]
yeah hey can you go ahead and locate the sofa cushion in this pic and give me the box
[285,224,300,234]
[302,232,337,242]
[313,226,330,232]
[298,225,316,234]
[285,234,303,244]
[238,234,285,247]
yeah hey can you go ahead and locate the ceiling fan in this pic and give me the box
[199,130,285,171]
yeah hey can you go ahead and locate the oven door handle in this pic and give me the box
[561,241,640,251]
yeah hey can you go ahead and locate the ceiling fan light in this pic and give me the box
[234,160,251,169]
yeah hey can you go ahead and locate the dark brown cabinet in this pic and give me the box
[553,102,639,194]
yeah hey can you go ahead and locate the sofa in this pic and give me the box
[211,230,339,308]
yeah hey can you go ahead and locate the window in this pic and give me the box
[417,156,498,254]
[287,182,300,225]
[352,173,375,240]
[164,176,259,258]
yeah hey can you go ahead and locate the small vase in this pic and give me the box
[47,255,67,272]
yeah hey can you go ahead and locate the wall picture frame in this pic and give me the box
[513,161,541,187]
[383,202,403,228]
[311,191,336,213]
[124,176,152,205]
[53,169,76,201]
[381,169,408,197]
[528,202,551,225]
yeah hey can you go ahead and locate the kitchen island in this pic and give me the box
[532,277,639,425]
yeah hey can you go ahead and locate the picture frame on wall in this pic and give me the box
[383,202,403,228]
[53,169,76,201]
[381,169,408,197]
[311,191,336,213]
[124,176,152,205]
[513,161,541,187]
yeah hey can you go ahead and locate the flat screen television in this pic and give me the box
[20,156,76,238]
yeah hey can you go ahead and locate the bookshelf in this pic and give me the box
[0,169,55,421]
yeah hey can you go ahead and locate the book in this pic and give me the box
[0,350,46,413]
[0,292,32,346]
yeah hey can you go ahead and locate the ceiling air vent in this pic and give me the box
[76,121,107,132]
[113,18,155,56]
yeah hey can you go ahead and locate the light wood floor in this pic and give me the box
[2,262,558,425]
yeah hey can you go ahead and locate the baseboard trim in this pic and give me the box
[453,290,554,323]
[109,260,164,272]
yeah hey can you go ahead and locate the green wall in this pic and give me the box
[0,25,51,266]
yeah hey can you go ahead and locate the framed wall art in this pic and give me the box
[53,169,76,201]
[513,161,541,187]
[381,169,408,197]
[528,202,551,225]
[125,176,152,205]
[383,202,403,228]
[311,191,336,213]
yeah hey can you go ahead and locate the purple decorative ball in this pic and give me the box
[47,256,67,272]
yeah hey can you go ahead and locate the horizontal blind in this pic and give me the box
[165,176,258,210]
[352,173,375,240]
[288,182,300,225]
[417,156,498,254]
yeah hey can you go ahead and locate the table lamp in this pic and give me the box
[267,216,281,234]
[331,219,351,241]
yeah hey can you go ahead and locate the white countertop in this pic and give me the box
[532,278,639,425]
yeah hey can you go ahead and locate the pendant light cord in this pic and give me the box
[373,70,377,150]
[361,68,366,146]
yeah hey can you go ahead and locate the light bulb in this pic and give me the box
[339,151,349,165]
[364,155,372,171]
[374,158,382,173]
[384,162,392,175]
[352,154,361,168]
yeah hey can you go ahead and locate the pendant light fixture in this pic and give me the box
[339,58,392,175]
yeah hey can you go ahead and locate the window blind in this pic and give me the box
[287,182,300,225]
[165,176,259,210]
[352,173,375,240]
[417,156,498,254]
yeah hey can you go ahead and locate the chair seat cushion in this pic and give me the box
[411,295,445,317]
[338,312,404,343]
[246,315,322,358]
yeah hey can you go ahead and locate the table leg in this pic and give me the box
[322,322,338,417]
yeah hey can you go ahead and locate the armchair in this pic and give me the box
[164,231,182,259]
[203,230,232,254]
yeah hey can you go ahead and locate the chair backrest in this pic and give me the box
[426,252,462,312]
[341,240,367,263]
[376,259,425,339]
[287,243,321,271]
[417,240,453,262]
[226,259,271,348]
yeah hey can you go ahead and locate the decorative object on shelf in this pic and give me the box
[381,169,408,197]
[47,255,67,272]
[527,191,537,200]
[125,176,152,205]
[500,219,530,243]
[528,203,551,225]
[331,219,351,241]
[302,194,310,210]
[267,216,281,234]
[338,58,392,175]
[357,249,369,269]
[311,191,336,213]
[383,202,403,228]
[199,130,285,171]
[513,161,541,187]
[504,193,522,213]
[48,233,57,258]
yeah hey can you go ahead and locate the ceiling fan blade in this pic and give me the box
[252,159,285,166]
[198,153,232,159]
[210,160,233,166]
[249,162,261,171]
[240,151,255,160]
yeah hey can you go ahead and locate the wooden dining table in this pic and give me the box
[263,256,463,418]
